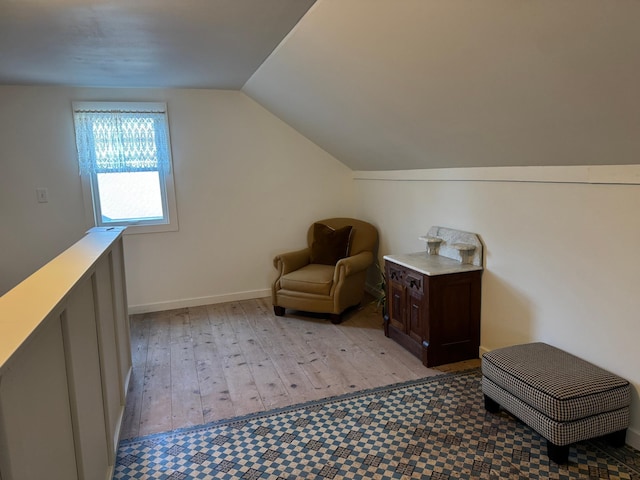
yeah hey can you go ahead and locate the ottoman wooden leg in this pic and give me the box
[604,429,627,447]
[484,394,500,413]
[547,441,569,464]
[274,306,285,316]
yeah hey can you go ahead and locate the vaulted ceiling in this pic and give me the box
[1,0,639,171]
[0,0,315,89]
[244,0,640,170]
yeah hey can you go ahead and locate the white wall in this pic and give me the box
[0,87,88,295]
[0,86,354,307]
[354,167,640,449]
[123,89,354,311]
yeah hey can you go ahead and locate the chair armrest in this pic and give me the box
[335,251,373,279]
[273,248,311,276]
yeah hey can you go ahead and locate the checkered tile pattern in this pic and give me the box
[482,343,631,422]
[114,370,640,479]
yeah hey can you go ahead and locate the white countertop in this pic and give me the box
[384,252,484,276]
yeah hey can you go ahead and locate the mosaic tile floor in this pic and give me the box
[114,370,640,479]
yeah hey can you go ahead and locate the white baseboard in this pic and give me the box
[626,427,640,450]
[479,345,491,357]
[128,288,271,315]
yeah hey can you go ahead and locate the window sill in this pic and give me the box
[120,222,179,235]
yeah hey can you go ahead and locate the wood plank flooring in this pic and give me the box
[120,297,480,440]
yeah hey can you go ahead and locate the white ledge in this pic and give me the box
[0,227,126,373]
[353,165,640,185]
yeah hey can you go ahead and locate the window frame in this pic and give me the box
[73,101,179,235]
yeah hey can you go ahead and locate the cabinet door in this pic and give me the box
[386,264,407,332]
[405,272,424,343]
[388,280,406,332]
[407,293,423,342]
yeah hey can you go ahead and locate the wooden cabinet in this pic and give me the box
[384,258,482,368]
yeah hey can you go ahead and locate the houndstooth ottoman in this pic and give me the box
[481,342,631,464]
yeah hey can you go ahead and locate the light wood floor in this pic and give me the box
[121,297,480,440]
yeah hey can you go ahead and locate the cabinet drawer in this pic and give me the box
[388,265,405,283]
[388,263,424,295]
[405,272,424,295]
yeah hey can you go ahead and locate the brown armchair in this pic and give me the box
[272,218,378,323]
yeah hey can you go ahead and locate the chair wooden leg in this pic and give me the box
[273,306,285,317]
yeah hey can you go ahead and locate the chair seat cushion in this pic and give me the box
[280,264,335,296]
[482,342,631,422]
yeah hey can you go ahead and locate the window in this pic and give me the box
[72,102,178,234]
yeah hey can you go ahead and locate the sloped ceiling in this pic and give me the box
[2,0,639,171]
[243,0,640,170]
[0,0,315,89]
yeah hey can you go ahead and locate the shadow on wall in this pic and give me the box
[481,270,535,351]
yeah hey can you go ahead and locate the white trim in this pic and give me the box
[479,345,491,357]
[353,165,640,185]
[626,428,640,450]
[72,101,167,113]
[73,101,179,235]
[120,168,179,235]
[128,288,271,315]
[80,173,96,230]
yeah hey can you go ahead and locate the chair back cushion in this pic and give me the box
[309,223,353,265]
[307,218,378,257]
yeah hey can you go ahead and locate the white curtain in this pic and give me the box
[73,109,171,175]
